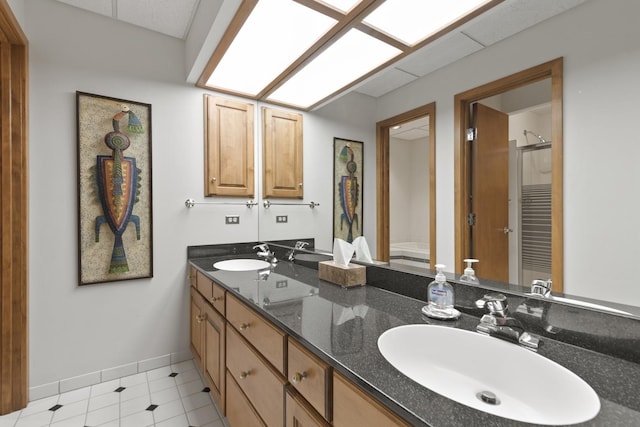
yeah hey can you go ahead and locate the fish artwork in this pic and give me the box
[93,105,143,273]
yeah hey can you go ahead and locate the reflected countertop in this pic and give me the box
[189,256,640,427]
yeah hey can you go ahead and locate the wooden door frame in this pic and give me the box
[0,0,29,414]
[376,103,436,269]
[454,58,563,291]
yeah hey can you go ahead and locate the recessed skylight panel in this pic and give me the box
[268,28,401,108]
[364,0,489,45]
[206,0,336,96]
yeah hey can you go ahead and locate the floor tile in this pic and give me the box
[155,413,190,427]
[151,386,181,405]
[186,404,219,427]
[120,409,154,427]
[119,395,151,418]
[0,358,229,427]
[85,403,119,426]
[181,391,213,413]
[153,399,187,423]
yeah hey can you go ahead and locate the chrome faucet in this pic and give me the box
[253,243,277,266]
[530,279,553,298]
[475,293,540,351]
[287,241,309,261]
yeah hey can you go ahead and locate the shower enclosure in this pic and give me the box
[510,134,552,285]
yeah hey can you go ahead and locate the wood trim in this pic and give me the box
[0,0,29,415]
[376,103,436,268]
[453,58,563,291]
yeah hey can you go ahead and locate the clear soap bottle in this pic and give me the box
[460,258,479,284]
[422,264,460,320]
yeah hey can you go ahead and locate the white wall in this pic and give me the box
[374,0,640,305]
[24,0,373,388]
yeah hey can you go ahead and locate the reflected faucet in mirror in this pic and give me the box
[254,243,277,267]
[287,241,309,261]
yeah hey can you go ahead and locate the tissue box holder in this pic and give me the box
[319,261,366,287]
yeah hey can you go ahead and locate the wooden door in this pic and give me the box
[471,103,509,282]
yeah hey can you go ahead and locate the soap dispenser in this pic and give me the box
[422,264,460,320]
[460,258,479,284]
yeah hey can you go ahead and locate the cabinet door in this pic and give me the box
[262,107,303,198]
[333,372,410,427]
[204,95,254,197]
[226,371,266,427]
[286,388,331,427]
[203,303,225,413]
[190,288,204,369]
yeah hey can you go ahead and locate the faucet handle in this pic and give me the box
[475,293,508,317]
[253,243,269,252]
[294,241,309,250]
[531,279,552,297]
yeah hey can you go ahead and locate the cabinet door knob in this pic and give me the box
[239,370,250,380]
[196,315,205,323]
[211,296,221,303]
[291,372,307,384]
[239,322,250,331]
[210,177,216,183]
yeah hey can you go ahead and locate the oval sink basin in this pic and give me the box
[213,259,270,271]
[378,325,600,425]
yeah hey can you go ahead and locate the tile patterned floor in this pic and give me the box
[0,360,227,427]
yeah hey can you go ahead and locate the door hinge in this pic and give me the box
[466,127,476,142]
[467,212,476,226]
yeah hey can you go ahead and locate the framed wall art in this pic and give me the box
[333,137,363,243]
[76,91,153,285]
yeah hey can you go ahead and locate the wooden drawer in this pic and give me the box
[333,372,411,427]
[227,294,285,374]
[286,387,331,427]
[210,280,225,315]
[226,324,285,427]
[226,371,266,427]
[287,338,330,420]
[196,270,213,301]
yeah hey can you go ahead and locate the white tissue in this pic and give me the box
[352,236,373,263]
[332,238,355,266]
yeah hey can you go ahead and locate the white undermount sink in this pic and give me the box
[212,259,270,271]
[378,325,600,425]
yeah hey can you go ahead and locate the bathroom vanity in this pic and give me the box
[188,242,640,426]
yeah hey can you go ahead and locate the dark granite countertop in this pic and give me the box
[189,253,640,427]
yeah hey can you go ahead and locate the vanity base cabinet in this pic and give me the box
[226,324,285,427]
[286,387,330,427]
[333,372,411,427]
[226,371,266,427]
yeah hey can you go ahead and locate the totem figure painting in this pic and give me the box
[77,92,153,285]
[333,138,363,243]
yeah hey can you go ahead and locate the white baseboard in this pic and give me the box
[29,349,193,402]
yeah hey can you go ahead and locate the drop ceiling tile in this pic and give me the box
[55,0,113,17]
[117,0,200,39]
[463,0,587,47]
[391,127,429,141]
[354,67,417,98]
[395,31,484,78]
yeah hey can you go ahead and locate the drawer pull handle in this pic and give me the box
[239,322,250,331]
[196,315,205,323]
[239,370,251,380]
[211,296,222,303]
[291,372,307,384]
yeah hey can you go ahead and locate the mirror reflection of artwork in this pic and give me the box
[333,138,363,243]
[77,92,153,285]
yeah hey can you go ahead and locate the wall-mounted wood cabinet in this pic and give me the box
[262,107,303,198]
[204,96,254,197]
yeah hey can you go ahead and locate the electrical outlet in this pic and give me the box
[225,215,240,225]
[276,215,288,223]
